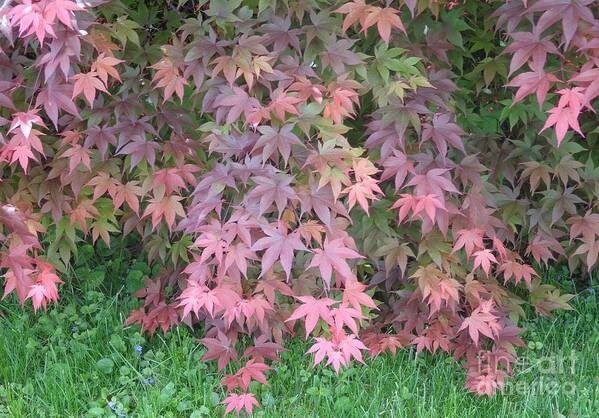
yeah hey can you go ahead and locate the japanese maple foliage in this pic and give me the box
[1,0,597,414]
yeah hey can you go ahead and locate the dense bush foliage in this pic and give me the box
[1,0,598,414]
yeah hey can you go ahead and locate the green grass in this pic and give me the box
[0,288,598,418]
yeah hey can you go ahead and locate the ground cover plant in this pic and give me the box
[1,0,599,415]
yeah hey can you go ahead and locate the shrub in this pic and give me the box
[1,0,597,414]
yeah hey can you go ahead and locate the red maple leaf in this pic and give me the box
[381,150,415,190]
[24,261,62,313]
[527,0,596,46]
[498,260,537,288]
[422,113,465,158]
[412,265,461,314]
[407,168,460,196]
[503,31,561,76]
[223,242,258,278]
[177,281,222,319]
[323,79,362,125]
[335,1,406,44]
[201,331,238,370]
[335,0,370,33]
[472,249,498,275]
[229,359,271,390]
[253,125,302,166]
[342,279,377,310]
[566,212,599,243]
[8,0,81,45]
[307,337,341,371]
[72,72,109,108]
[308,237,364,287]
[453,228,485,258]
[251,223,308,279]
[267,88,303,121]
[342,177,383,215]
[331,305,364,334]
[245,174,297,218]
[458,300,501,345]
[307,331,366,374]
[61,144,91,174]
[285,295,337,336]
[113,181,143,215]
[222,393,259,416]
[243,335,285,362]
[151,58,188,102]
[540,88,585,145]
[362,6,406,44]
[506,70,559,107]
[91,53,124,85]
[36,82,79,127]
[142,193,186,230]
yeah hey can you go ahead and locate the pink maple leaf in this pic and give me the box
[251,223,308,279]
[222,393,260,416]
[201,331,238,371]
[285,295,337,336]
[308,237,364,287]
[472,249,498,275]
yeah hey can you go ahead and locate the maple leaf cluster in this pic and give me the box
[0,1,595,414]
[498,0,599,146]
